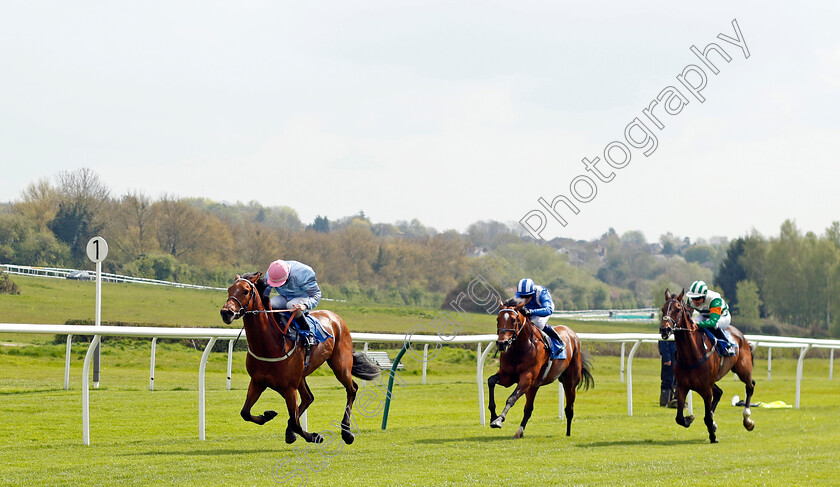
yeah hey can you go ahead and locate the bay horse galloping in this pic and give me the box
[220,272,380,445]
[660,289,756,443]
[488,299,594,439]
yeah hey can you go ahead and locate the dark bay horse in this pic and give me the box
[220,272,380,445]
[660,289,756,443]
[488,299,594,438]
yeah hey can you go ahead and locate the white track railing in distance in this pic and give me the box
[1,324,839,445]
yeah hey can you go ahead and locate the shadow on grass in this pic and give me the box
[414,435,531,444]
[577,438,705,447]
[121,448,289,456]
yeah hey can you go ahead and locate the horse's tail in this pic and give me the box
[577,351,595,391]
[351,351,381,380]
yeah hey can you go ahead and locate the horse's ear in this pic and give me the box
[235,274,241,280]
[677,288,685,301]
[498,298,504,309]
[665,288,671,300]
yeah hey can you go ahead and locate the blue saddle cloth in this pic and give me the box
[540,332,566,360]
[702,328,737,355]
[283,313,333,345]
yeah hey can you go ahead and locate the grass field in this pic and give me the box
[1,338,838,486]
[1,275,839,486]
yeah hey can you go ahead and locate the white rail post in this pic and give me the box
[199,337,217,440]
[767,346,772,382]
[558,381,565,420]
[795,345,811,409]
[227,339,234,390]
[830,349,834,380]
[626,340,642,416]
[149,338,157,391]
[64,335,72,390]
[620,342,626,383]
[422,344,429,385]
[477,341,496,425]
[82,335,102,446]
[361,342,369,387]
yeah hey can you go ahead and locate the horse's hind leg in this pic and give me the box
[560,377,578,436]
[240,380,277,425]
[332,360,359,445]
[734,359,756,431]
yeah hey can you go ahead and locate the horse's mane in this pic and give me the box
[502,297,522,308]
[240,272,270,309]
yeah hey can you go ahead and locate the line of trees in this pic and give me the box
[715,221,840,337]
[2,168,838,337]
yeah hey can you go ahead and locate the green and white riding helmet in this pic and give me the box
[686,280,708,300]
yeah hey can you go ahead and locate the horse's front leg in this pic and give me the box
[490,375,533,429]
[282,387,322,444]
[700,389,717,443]
[488,374,501,424]
[240,380,278,425]
[674,383,694,428]
[513,387,539,439]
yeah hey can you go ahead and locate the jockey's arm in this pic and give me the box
[300,278,322,310]
[696,298,723,328]
[529,289,555,317]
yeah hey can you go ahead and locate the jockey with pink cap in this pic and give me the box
[264,259,322,347]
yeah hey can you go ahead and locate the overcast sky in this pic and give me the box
[1,1,838,242]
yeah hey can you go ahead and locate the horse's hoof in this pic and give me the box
[310,433,324,444]
[285,431,298,444]
[263,410,278,422]
[342,431,355,445]
[490,418,503,429]
[744,419,755,431]
[513,427,524,439]
[710,436,718,444]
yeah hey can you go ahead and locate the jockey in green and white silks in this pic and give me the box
[685,280,736,356]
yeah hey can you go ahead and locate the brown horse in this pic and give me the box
[488,299,594,438]
[219,272,380,445]
[659,289,756,443]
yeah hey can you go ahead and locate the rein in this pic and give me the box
[228,277,299,363]
[664,300,715,369]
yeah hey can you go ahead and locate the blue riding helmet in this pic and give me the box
[516,278,536,298]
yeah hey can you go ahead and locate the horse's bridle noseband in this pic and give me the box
[661,299,694,334]
[497,308,525,347]
[225,277,258,320]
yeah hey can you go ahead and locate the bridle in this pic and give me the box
[661,298,694,335]
[225,277,258,320]
[497,308,525,348]
[225,277,298,363]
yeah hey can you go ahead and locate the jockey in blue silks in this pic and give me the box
[263,259,322,348]
[516,278,566,360]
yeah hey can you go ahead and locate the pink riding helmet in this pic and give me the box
[266,259,291,287]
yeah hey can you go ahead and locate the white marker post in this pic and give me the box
[86,237,108,388]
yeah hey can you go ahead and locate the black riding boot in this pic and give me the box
[295,313,316,348]
[660,389,670,407]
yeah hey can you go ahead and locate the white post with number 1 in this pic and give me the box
[86,237,108,388]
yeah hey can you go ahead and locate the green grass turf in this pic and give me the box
[1,340,838,486]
